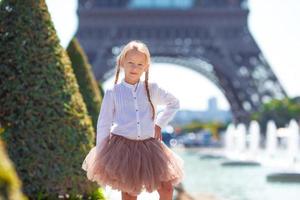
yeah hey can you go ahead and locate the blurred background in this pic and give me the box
[1,0,299,200]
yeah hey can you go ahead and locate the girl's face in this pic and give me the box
[121,49,149,83]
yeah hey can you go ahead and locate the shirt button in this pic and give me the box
[137,122,140,124]
[136,109,138,111]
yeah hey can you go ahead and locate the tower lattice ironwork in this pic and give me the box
[76,0,287,123]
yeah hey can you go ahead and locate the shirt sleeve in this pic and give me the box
[152,83,180,129]
[96,88,115,151]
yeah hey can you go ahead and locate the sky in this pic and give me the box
[45,0,300,111]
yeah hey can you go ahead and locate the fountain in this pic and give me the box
[223,123,242,159]
[236,123,247,153]
[248,120,261,155]
[224,123,236,154]
[221,122,261,167]
[266,119,300,183]
[265,120,277,157]
[198,124,235,160]
[287,119,300,164]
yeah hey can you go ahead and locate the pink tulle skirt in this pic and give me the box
[81,133,185,196]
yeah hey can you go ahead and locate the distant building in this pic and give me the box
[172,97,232,125]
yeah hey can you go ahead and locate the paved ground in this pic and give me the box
[104,186,218,200]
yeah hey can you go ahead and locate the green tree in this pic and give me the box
[252,97,300,133]
[98,81,105,98]
[67,37,103,130]
[0,0,98,198]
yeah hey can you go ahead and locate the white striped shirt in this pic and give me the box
[96,78,180,149]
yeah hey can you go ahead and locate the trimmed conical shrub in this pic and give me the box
[98,81,105,98]
[66,37,102,130]
[0,0,98,198]
[0,139,28,200]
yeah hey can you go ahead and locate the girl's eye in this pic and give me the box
[138,64,143,66]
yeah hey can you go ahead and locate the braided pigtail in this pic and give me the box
[114,55,121,85]
[144,70,155,121]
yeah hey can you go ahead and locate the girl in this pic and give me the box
[82,40,184,200]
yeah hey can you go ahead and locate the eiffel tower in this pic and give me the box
[76,0,286,123]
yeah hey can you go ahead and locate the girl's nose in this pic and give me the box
[131,64,139,70]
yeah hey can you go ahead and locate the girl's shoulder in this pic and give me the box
[103,84,118,96]
[145,80,158,89]
[145,81,164,98]
[106,82,122,92]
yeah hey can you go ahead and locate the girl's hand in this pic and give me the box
[154,125,162,141]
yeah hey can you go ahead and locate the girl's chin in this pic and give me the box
[125,75,138,81]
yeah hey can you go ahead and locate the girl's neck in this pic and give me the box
[124,77,140,85]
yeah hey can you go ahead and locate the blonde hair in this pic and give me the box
[114,40,155,120]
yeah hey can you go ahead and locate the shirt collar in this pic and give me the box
[121,78,141,90]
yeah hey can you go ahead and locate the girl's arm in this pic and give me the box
[152,83,180,129]
[96,88,115,151]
